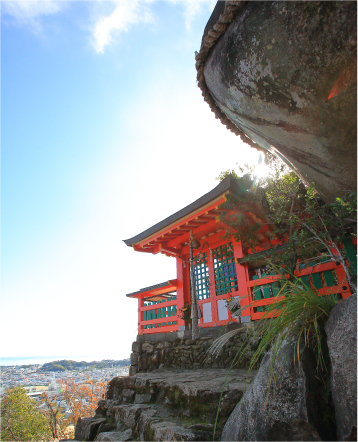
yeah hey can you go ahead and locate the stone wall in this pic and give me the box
[130,324,259,375]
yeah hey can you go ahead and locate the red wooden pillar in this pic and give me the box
[176,257,186,328]
[208,257,219,325]
[182,255,191,306]
[138,296,144,335]
[233,241,252,318]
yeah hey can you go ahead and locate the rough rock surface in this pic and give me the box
[130,328,259,375]
[203,1,357,202]
[75,369,256,441]
[75,417,107,441]
[325,294,357,441]
[221,338,335,441]
[106,368,256,423]
[95,429,133,441]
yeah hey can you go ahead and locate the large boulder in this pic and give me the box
[325,294,357,441]
[95,429,133,441]
[74,417,107,441]
[221,338,335,441]
[197,1,357,202]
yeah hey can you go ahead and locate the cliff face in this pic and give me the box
[197,1,357,202]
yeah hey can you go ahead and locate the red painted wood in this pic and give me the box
[135,196,227,249]
[167,219,219,248]
[128,280,179,299]
[142,315,179,325]
[176,257,186,329]
[138,297,143,334]
[208,256,219,325]
[233,240,252,317]
[181,231,227,255]
[247,274,282,287]
[295,261,338,276]
[142,324,179,334]
[140,299,178,312]
[183,257,191,306]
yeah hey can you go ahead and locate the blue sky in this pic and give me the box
[1,0,260,362]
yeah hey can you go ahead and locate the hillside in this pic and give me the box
[39,358,130,372]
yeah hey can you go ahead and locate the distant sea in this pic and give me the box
[0,356,126,366]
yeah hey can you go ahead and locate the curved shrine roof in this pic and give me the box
[123,174,243,248]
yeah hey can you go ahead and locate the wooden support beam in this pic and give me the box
[151,244,162,255]
[134,195,227,250]
[161,234,180,240]
[181,229,226,255]
[160,245,180,257]
[133,244,155,253]
[167,219,219,249]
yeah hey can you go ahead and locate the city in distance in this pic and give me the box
[0,358,130,396]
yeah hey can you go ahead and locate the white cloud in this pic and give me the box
[168,0,216,30]
[92,0,154,54]
[0,0,67,22]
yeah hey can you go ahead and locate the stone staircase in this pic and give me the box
[75,368,256,441]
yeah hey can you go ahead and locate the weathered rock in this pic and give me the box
[185,339,196,345]
[130,352,138,366]
[189,423,214,431]
[98,369,257,440]
[156,341,172,349]
[137,407,158,440]
[75,417,107,441]
[114,404,150,430]
[98,423,117,434]
[95,429,133,441]
[107,377,136,401]
[151,351,160,366]
[201,1,357,202]
[138,353,150,371]
[142,343,154,354]
[221,338,333,441]
[150,421,196,441]
[134,393,152,404]
[344,427,358,442]
[121,389,135,399]
[128,366,137,377]
[132,342,141,353]
[219,390,242,417]
[325,294,357,441]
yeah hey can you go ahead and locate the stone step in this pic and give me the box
[75,368,256,441]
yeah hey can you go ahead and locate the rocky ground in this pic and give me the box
[74,368,256,441]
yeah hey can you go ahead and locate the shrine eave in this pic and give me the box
[125,280,178,298]
[123,174,243,247]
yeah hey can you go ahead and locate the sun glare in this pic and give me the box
[255,163,270,180]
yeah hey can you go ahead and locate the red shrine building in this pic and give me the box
[124,175,355,335]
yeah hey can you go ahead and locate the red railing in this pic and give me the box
[249,259,352,321]
[139,297,179,334]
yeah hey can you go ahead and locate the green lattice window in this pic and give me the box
[213,243,238,296]
[192,253,211,300]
